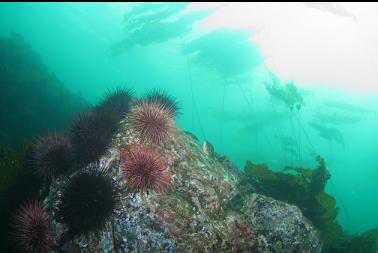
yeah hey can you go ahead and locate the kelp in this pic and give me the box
[0,32,87,148]
[341,229,378,253]
[241,156,334,226]
[265,72,304,110]
[325,229,378,253]
[240,156,378,252]
[183,29,263,77]
[308,122,345,145]
[111,3,210,54]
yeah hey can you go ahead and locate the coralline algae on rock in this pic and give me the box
[48,123,321,253]
[243,194,321,253]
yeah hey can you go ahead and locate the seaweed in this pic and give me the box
[308,122,345,145]
[183,29,263,77]
[111,3,210,54]
[240,156,378,252]
[241,156,334,227]
[324,229,378,253]
[265,72,304,110]
[0,32,88,148]
[340,229,378,253]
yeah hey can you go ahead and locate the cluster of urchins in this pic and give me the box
[12,88,180,253]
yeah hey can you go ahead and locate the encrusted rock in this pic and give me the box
[48,120,321,253]
[243,194,321,253]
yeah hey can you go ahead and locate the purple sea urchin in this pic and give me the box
[13,200,53,253]
[121,144,171,192]
[69,109,119,165]
[57,169,117,236]
[95,87,134,120]
[31,133,73,179]
[146,88,180,118]
[128,101,176,145]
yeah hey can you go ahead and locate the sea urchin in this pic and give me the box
[128,100,176,145]
[121,144,171,192]
[70,109,120,166]
[31,133,74,179]
[13,200,53,253]
[146,88,180,118]
[57,169,117,236]
[95,87,134,120]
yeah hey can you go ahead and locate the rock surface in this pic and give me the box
[48,120,321,253]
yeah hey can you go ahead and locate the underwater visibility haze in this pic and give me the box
[0,2,378,253]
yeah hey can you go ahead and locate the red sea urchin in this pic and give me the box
[146,88,180,118]
[121,145,171,192]
[128,100,176,145]
[31,133,74,179]
[13,200,53,253]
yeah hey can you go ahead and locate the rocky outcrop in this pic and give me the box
[48,120,321,253]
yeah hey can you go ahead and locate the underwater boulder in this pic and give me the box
[45,117,321,253]
[243,194,321,253]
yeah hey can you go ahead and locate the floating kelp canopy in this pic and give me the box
[265,72,304,110]
[275,134,300,158]
[183,29,263,78]
[324,99,373,114]
[310,98,373,127]
[239,110,289,135]
[112,3,210,54]
[309,122,344,145]
[312,111,362,126]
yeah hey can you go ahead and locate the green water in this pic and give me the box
[0,2,377,250]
